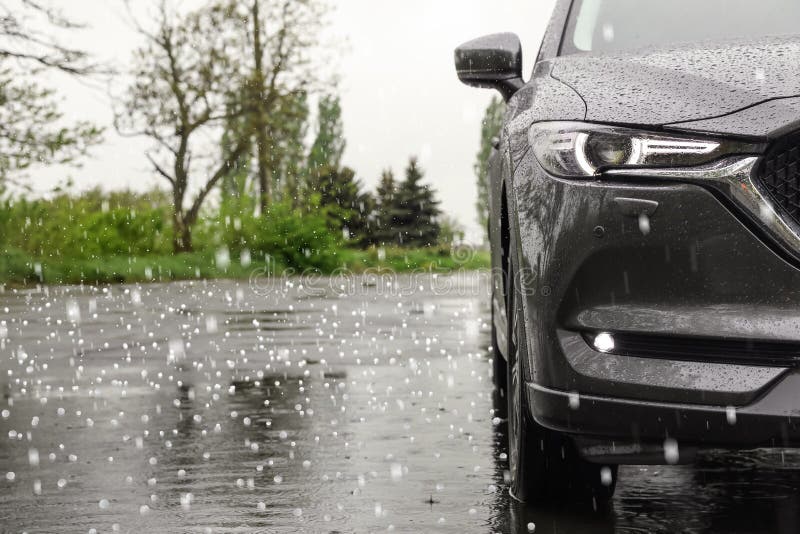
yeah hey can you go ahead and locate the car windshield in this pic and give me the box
[563,0,800,54]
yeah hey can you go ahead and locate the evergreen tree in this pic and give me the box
[371,169,397,246]
[474,96,505,242]
[307,95,345,179]
[309,165,373,244]
[391,157,441,248]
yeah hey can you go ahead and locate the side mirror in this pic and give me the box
[454,33,524,101]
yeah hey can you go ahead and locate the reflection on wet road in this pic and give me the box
[1,273,800,533]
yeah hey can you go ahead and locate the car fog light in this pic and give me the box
[593,332,615,353]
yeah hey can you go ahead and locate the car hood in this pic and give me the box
[550,36,800,135]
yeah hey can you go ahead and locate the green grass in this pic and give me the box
[0,246,490,287]
[341,246,490,272]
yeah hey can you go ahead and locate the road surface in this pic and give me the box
[1,272,799,533]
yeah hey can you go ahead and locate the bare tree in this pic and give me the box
[116,2,248,253]
[0,0,101,184]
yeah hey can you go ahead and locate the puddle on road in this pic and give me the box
[2,274,800,533]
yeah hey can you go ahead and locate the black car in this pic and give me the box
[455,0,800,504]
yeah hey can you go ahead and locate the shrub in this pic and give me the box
[206,201,343,272]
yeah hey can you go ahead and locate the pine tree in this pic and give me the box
[391,157,441,248]
[308,165,373,244]
[474,97,505,242]
[371,169,397,246]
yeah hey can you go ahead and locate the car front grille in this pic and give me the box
[757,130,800,227]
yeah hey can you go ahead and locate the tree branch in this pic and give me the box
[146,152,176,185]
[185,140,248,224]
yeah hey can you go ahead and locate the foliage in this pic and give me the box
[207,0,329,212]
[342,246,489,273]
[0,189,348,282]
[474,96,505,242]
[273,92,311,207]
[219,111,256,218]
[370,169,397,246]
[206,200,343,272]
[307,165,374,244]
[0,188,172,259]
[116,3,250,252]
[0,190,171,259]
[0,1,95,74]
[0,248,263,286]
[0,245,490,287]
[117,0,333,251]
[438,215,466,245]
[307,95,346,178]
[0,1,101,183]
[389,157,441,248]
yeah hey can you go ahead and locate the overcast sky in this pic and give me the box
[34,0,557,241]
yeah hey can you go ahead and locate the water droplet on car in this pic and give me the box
[664,438,680,464]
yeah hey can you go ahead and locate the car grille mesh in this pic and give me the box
[758,130,800,227]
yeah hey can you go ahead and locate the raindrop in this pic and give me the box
[99,499,110,510]
[567,392,580,410]
[180,493,193,510]
[240,249,252,268]
[600,466,613,486]
[206,315,218,333]
[663,438,680,464]
[390,463,403,481]
[726,406,737,425]
[215,247,231,270]
[638,213,651,235]
[66,299,81,323]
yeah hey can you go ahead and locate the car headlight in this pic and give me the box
[529,121,759,178]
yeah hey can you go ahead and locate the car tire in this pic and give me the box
[491,300,508,391]
[505,237,618,506]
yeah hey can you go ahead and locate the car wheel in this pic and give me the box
[505,246,618,505]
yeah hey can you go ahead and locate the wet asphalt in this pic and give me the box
[2,272,800,533]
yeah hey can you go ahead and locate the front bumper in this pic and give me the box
[529,371,800,462]
[511,150,800,458]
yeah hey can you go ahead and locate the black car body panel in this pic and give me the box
[667,96,800,138]
[551,37,800,127]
